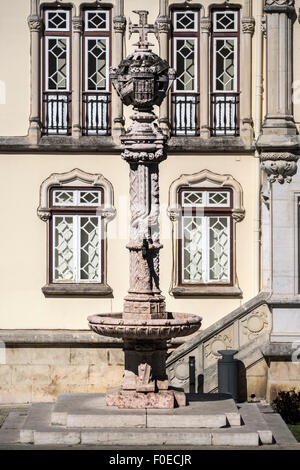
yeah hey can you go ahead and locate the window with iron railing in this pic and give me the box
[171,10,200,136]
[211,9,240,136]
[82,9,111,135]
[42,8,72,135]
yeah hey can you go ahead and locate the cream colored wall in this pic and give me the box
[0,152,255,330]
[0,0,30,136]
[0,1,257,331]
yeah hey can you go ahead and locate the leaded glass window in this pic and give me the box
[180,189,232,284]
[83,9,111,136]
[172,10,199,136]
[42,8,71,135]
[50,188,102,283]
[211,9,239,136]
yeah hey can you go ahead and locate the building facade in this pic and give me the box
[0,0,299,403]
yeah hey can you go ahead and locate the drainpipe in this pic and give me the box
[254,0,263,295]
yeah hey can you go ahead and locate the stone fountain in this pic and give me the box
[88,10,202,409]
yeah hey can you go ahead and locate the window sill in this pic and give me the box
[42,283,113,297]
[171,285,242,297]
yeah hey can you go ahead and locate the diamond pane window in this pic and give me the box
[45,10,69,31]
[53,216,75,281]
[174,38,197,92]
[53,189,101,206]
[46,37,69,91]
[213,11,238,32]
[85,10,109,31]
[85,38,109,91]
[80,216,100,281]
[214,38,237,92]
[180,189,232,285]
[174,11,198,32]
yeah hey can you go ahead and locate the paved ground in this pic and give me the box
[0,403,298,451]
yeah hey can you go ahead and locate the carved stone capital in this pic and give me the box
[113,16,126,33]
[72,16,83,34]
[27,15,42,33]
[264,0,295,15]
[155,16,171,33]
[260,151,299,183]
[122,147,166,164]
[241,17,255,35]
[200,17,212,34]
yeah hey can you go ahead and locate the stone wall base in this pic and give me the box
[0,345,124,404]
[266,361,300,402]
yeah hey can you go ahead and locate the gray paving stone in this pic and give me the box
[212,432,259,446]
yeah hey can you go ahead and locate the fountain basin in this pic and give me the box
[88,312,202,341]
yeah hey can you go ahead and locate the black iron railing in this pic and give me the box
[211,93,239,136]
[171,93,200,136]
[43,92,71,135]
[83,92,111,136]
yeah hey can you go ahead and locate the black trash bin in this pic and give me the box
[217,349,239,401]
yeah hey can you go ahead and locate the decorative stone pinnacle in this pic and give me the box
[129,10,158,49]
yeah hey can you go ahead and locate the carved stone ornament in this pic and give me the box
[27,15,42,32]
[113,16,126,33]
[241,308,270,342]
[37,168,116,221]
[155,16,171,33]
[200,17,212,34]
[72,16,83,34]
[264,0,295,14]
[260,152,299,184]
[241,18,255,35]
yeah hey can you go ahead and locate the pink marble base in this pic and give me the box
[106,386,186,409]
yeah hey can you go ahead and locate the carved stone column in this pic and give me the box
[112,15,126,139]
[240,17,255,146]
[27,14,43,143]
[200,17,211,139]
[72,17,83,138]
[258,0,298,183]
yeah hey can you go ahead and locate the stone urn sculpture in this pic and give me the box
[88,10,202,408]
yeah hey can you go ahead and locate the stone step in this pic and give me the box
[51,392,241,429]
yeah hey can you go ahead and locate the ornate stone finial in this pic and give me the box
[128,10,158,49]
[113,15,126,33]
[200,17,212,34]
[242,17,255,35]
[72,16,83,34]
[27,15,42,32]
[260,151,299,184]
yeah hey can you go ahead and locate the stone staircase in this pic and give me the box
[167,292,272,401]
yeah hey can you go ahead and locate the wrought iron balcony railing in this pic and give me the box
[83,92,111,136]
[211,93,239,136]
[42,92,71,135]
[171,93,200,136]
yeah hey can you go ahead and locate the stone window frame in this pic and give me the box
[167,169,245,296]
[37,168,116,296]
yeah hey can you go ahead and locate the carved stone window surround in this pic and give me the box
[168,169,245,297]
[37,168,116,296]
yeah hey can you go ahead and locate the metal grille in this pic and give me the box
[80,216,100,281]
[83,93,111,135]
[43,92,71,134]
[172,94,199,135]
[183,216,203,282]
[209,217,230,281]
[182,216,230,283]
[211,93,239,136]
[53,215,101,282]
[54,216,74,281]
